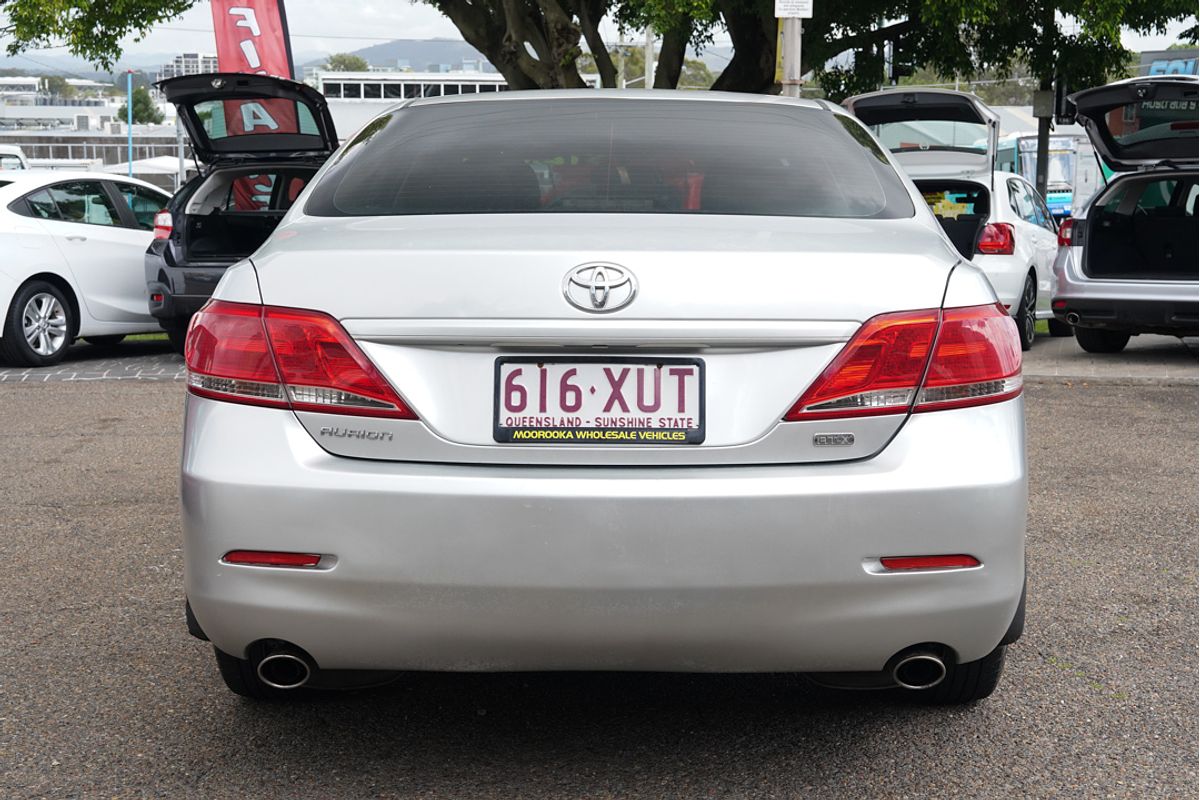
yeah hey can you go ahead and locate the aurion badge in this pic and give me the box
[563,263,637,313]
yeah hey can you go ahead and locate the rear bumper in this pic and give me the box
[1052,297,1199,335]
[1052,246,1199,335]
[144,248,227,322]
[182,395,1027,673]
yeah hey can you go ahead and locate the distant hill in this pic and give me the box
[316,38,735,75]
[305,39,489,72]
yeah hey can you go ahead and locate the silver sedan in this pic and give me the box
[180,91,1027,704]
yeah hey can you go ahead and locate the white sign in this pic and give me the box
[774,0,812,18]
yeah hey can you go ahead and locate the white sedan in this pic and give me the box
[0,171,170,365]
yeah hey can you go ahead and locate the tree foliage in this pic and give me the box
[325,53,370,72]
[117,85,164,125]
[0,0,1194,95]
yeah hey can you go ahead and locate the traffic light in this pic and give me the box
[1054,74,1076,125]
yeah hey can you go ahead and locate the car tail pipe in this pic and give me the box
[888,646,948,690]
[254,641,316,690]
[1066,312,1081,326]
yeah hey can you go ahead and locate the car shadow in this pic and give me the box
[192,671,985,793]
[60,338,180,364]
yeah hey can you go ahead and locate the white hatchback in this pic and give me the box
[0,171,170,365]
[844,89,1066,349]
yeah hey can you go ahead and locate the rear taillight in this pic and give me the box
[1057,218,1075,247]
[784,303,1021,421]
[152,210,172,240]
[185,300,417,419]
[976,223,1015,255]
[913,304,1022,412]
[784,310,938,420]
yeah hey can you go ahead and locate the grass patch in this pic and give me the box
[1035,320,1049,335]
[126,333,168,342]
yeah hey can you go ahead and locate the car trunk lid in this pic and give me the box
[843,89,999,184]
[158,72,338,165]
[1071,76,1199,172]
[249,214,958,466]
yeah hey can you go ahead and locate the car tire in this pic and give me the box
[163,319,189,356]
[213,646,308,701]
[0,280,75,367]
[1075,327,1130,354]
[1015,275,1036,351]
[83,335,126,347]
[919,645,1006,705]
[1046,318,1073,337]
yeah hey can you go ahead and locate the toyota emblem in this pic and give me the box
[563,263,637,313]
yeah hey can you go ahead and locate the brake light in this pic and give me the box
[976,223,1015,255]
[185,300,417,419]
[152,210,172,240]
[784,310,938,420]
[913,304,1022,412]
[1057,218,1075,247]
[784,303,1020,421]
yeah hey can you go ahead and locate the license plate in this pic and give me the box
[494,358,705,445]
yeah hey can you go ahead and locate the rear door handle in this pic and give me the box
[64,235,87,242]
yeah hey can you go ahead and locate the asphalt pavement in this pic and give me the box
[0,371,1196,798]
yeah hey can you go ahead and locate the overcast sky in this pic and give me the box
[4,1,1196,64]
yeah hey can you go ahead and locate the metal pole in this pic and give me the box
[126,71,133,177]
[644,27,654,89]
[617,33,626,89]
[781,18,802,98]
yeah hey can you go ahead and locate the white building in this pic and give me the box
[156,53,219,83]
[0,76,41,102]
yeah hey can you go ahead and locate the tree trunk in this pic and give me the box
[710,0,776,93]
[573,0,616,87]
[653,26,689,88]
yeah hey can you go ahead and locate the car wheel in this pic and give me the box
[919,645,1006,705]
[1075,327,1130,354]
[0,280,74,367]
[1015,275,1036,351]
[83,335,126,347]
[1046,319,1073,337]
[163,318,189,356]
[213,646,309,701]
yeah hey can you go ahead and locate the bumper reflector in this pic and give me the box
[880,554,981,571]
[222,550,323,568]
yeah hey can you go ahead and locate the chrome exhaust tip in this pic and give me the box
[256,651,312,690]
[1065,312,1080,325]
[892,652,947,690]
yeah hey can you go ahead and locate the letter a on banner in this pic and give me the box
[210,0,298,209]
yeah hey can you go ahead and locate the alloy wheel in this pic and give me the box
[22,292,68,356]
[1021,278,1036,344]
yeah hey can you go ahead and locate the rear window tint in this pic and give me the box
[305,99,915,219]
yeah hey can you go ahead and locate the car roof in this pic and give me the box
[0,144,26,155]
[0,170,169,193]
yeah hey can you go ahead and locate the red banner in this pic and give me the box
[211,0,295,79]
[211,0,296,209]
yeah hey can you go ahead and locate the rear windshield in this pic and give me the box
[304,99,915,218]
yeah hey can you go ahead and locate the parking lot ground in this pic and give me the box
[0,339,183,383]
[0,378,1196,799]
[1023,333,1198,384]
